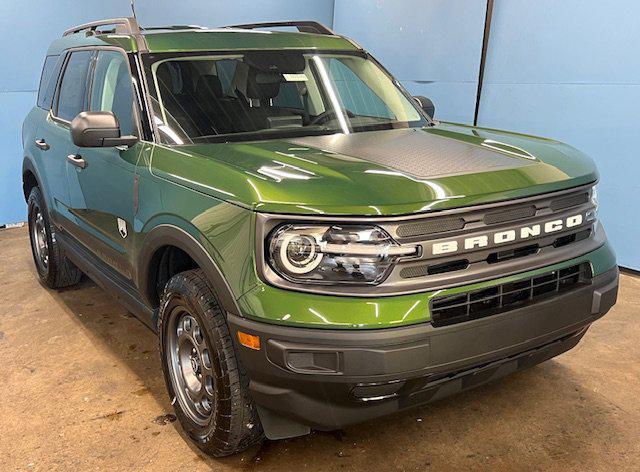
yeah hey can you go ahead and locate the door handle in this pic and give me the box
[35,139,50,151]
[67,154,87,169]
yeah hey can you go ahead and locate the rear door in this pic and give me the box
[26,54,64,207]
[64,48,142,279]
[36,50,93,222]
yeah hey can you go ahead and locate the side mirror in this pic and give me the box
[414,96,435,119]
[71,111,138,148]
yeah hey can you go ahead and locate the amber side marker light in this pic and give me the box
[237,331,261,350]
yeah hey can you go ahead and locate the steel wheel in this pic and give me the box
[30,208,49,271]
[166,307,216,426]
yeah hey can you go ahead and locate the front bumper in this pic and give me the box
[229,266,618,437]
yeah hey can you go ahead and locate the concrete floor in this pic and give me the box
[1,226,639,471]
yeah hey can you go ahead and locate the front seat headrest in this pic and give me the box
[245,69,283,100]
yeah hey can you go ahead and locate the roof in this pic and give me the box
[46,19,359,56]
[141,29,358,53]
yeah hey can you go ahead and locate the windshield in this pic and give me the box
[143,50,428,144]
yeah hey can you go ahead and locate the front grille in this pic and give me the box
[483,205,537,225]
[399,228,591,279]
[553,228,591,248]
[396,217,465,238]
[486,244,539,263]
[400,259,470,278]
[429,263,592,327]
[393,187,592,244]
[550,192,589,211]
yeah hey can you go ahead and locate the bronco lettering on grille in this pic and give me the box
[431,214,584,256]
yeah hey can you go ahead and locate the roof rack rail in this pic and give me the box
[141,25,207,32]
[228,21,335,35]
[63,17,140,36]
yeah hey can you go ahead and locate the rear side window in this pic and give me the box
[56,50,93,121]
[37,55,62,110]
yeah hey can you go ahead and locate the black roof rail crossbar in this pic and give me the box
[63,17,140,36]
[228,21,335,35]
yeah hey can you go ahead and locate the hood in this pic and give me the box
[150,123,598,216]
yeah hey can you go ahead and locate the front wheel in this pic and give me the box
[158,269,263,456]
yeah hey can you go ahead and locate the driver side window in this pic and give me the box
[90,50,135,136]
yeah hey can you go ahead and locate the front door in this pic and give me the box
[65,49,142,280]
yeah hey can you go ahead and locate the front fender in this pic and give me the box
[135,219,250,318]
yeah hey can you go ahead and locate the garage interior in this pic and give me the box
[2,227,639,469]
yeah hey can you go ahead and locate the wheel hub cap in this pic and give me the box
[31,210,49,269]
[167,311,216,425]
[190,351,200,374]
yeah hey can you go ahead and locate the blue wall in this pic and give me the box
[1,1,638,268]
[0,0,334,226]
[333,0,486,124]
[0,1,130,224]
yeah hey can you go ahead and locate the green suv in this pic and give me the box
[22,18,619,456]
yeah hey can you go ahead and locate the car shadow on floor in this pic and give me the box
[50,277,624,471]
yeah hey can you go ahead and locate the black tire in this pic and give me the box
[158,269,263,456]
[27,186,82,289]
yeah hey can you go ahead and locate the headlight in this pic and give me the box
[587,184,598,222]
[267,224,418,285]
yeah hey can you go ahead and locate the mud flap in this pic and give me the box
[256,405,311,440]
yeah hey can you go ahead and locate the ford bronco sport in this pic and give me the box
[22,18,618,456]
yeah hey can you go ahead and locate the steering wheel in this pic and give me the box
[309,109,354,126]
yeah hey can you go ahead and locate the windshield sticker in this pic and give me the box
[283,73,308,82]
